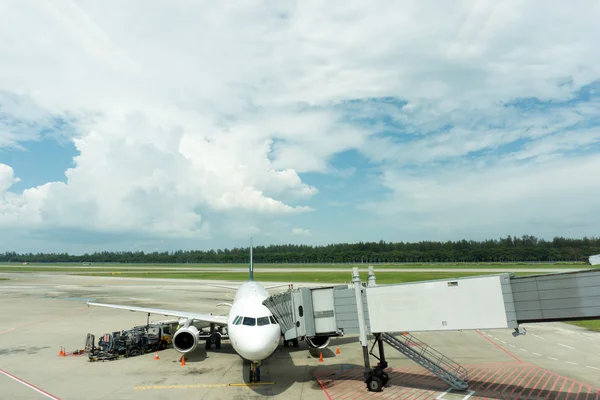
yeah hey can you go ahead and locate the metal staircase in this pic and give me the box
[380,332,469,391]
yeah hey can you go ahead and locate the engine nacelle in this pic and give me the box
[305,336,331,349]
[173,325,199,353]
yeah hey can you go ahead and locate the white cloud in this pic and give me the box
[363,152,600,240]
[292,228,311,237]
[0,1,600,249]
[0,164,20,193]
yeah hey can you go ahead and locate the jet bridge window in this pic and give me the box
[242,317,256,326]
[257,316,270,326]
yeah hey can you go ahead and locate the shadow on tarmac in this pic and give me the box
[238,335,364,397]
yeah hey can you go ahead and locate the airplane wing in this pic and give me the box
[87,301,228,325]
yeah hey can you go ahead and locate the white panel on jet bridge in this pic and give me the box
[366,275,511,332]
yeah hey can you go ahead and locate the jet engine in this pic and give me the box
[305,336,331,349]
[172,325,199,353]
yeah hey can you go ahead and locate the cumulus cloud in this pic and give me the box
[292,228,311,237]
[0,1,599,250]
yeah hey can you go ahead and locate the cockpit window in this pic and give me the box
[269,316,277,324]
[257,316,270,326]
[242,317,256,326]
[233,316,243,325]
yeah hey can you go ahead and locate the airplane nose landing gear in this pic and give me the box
[249,361,261,383]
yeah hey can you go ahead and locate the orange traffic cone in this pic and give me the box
[335,347,340,355]
[180,356,186,366]
[154,351,159,360]
[319,352,323,362]
[59,347,65,357]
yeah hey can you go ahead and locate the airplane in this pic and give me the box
[86,240,330,382]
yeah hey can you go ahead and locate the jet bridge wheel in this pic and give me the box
[366,376,383,392]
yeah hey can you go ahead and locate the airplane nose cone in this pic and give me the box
[233,328,280,361]
[235,339,269,361]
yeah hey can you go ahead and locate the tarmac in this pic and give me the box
[1,272,599,399]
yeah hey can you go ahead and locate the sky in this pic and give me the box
[1,0,600,254]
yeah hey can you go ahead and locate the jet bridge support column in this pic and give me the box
[353,267,389,392]
[353,267,370,373]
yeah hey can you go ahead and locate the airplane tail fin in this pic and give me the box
[249,238,254,281]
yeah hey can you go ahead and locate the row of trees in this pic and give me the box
[2,235,599,264]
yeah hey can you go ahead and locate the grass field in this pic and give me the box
[0,262,593,274]
[565,320,600,332]
[78,270,540,284]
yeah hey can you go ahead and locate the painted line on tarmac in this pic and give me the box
[0,368,61,400]
[487,332,600,373]
[229,382,276,387]
[133,382,276,390]
[0,307,89,335]
[476,330,522,363]
[435,389,475,400]
[558,343,575,349]
[532,334,545,339]
[134,384,228,390]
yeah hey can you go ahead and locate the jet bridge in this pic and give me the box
[263,267,600,393]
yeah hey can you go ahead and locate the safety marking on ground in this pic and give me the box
[481,330,600,371]
[559,343,575,349]
[0,368,61,400]
[133,382,276,391]
[476,330,522,363]
[314,361,600,400]
[134,384,228,390]
[532,334,545,339]
[0,307,90,335]
[435,389,475,399]
[229,382,276,387]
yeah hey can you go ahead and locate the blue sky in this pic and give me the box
[1,1,600,254]
[0,136,77,192]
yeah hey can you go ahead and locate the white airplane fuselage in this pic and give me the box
[226,281,281,362]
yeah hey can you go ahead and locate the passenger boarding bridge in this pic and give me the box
[262,267,600,393]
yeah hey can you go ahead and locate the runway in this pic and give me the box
[1,272,598,399]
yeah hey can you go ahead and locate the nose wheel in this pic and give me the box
[249,361,261,383]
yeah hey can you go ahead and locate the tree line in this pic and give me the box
[1,235,599,264]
